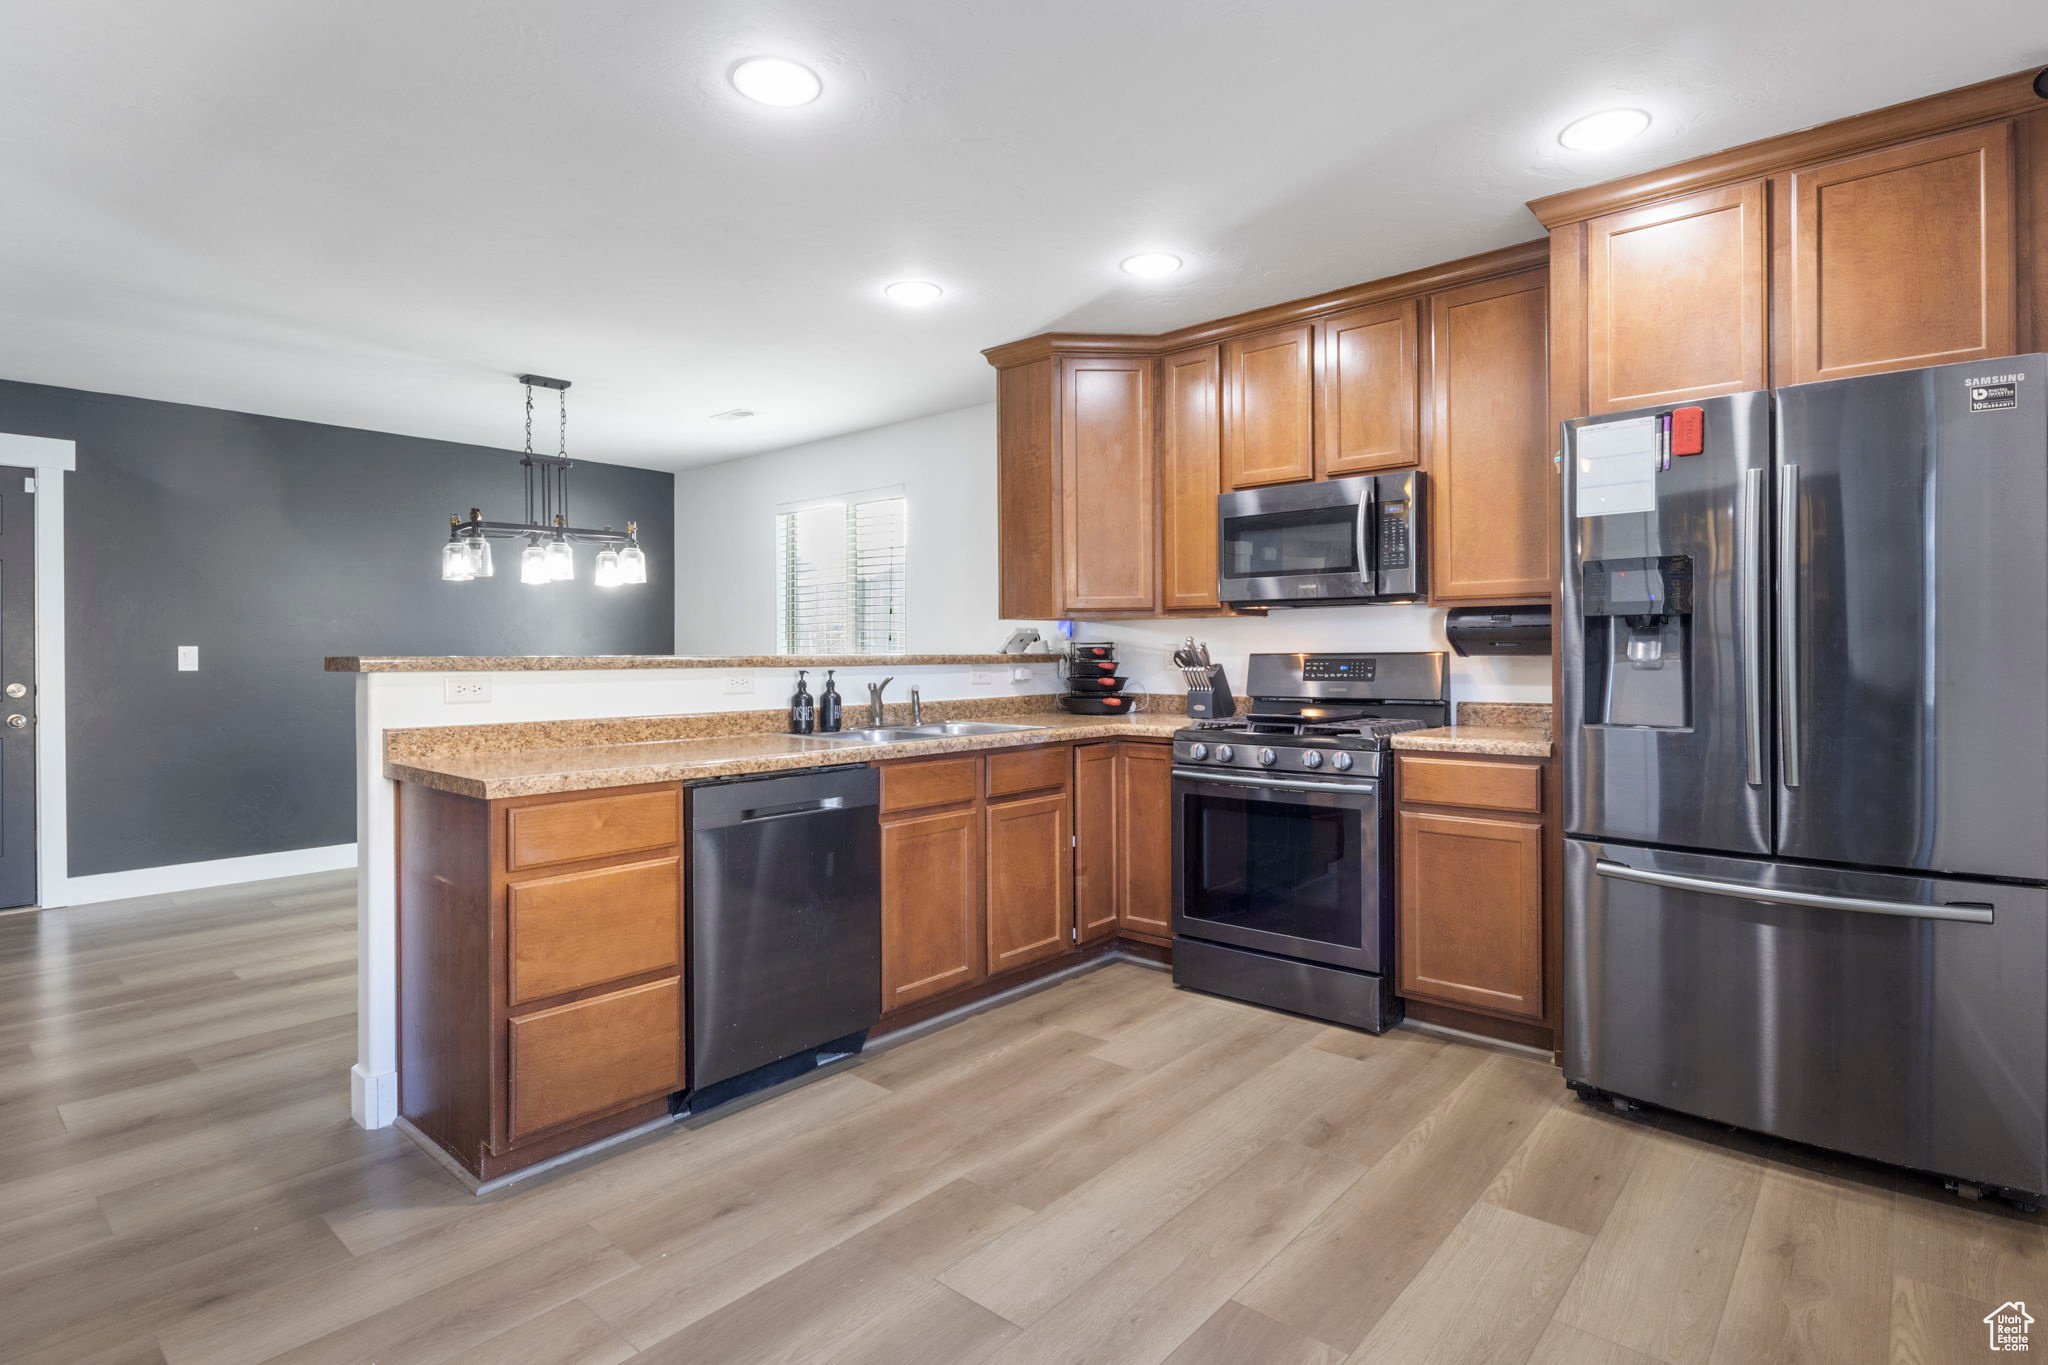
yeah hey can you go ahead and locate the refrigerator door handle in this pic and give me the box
[1594,859,1995,924]
[1776,463,1802,789]
[1741,467,1767,786]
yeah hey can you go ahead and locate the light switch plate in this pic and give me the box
[444,678,491,704]
[1010,665,1032,682]
[177,645,198,671]
[723,675,754,695]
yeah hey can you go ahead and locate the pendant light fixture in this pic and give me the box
[441,375,648,587]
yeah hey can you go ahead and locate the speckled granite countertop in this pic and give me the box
[388,709,1186,799]
[329,653,1055,673]
[1389,701,1553,758]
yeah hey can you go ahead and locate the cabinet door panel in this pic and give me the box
[997,359,1060,619]
[1116,744,1174,937]
[1072,744,1120,943]
[1585,182,1768,412]
[1160,344,1224,611]
[1429,270,1552,602]
[1781,122,2016,384]
[881,808,985,1010]
[1397,810,1543,1020]
[1222,324,1315,488]
[1060,355,1157,611]
[506,976,683,1142]
[1317,299,1421,475]
[986,793,1072,973]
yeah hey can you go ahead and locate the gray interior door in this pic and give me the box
[0,466,33,908]
[1774,357,2048,881]
[1562,391,1773,856]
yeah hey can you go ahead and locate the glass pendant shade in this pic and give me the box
[465,536,493,578]
[594,548,622,587]
[520,542,550,584]
[545,538,575,580]
[618,542,648,584]
[441,539,474,581]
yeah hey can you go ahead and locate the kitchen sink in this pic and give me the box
[810,721,1046,745]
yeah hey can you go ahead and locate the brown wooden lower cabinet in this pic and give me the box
[397,779,687,1179]
[879,805,985,1010]
[1394,753,1549,1028]
[985,791,1073,974]
[1073,740,1175,943]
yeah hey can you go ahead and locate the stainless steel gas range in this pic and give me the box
[1170,652,1447,1032]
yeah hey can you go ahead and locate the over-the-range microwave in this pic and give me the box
[1216,471,1426,607]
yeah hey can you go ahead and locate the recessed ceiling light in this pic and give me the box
[729,57,822,107]
[1119,252,1183,278]
[708,409,757,421]
[883,280,945,307]
[1557,108,1651,151]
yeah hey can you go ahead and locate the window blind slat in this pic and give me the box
[777,494,906,655]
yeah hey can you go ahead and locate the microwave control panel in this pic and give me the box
[1379,500,1411,570]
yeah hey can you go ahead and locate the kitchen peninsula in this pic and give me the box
[331,651,1196,1180]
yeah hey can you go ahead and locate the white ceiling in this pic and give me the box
[1,2,2041,471]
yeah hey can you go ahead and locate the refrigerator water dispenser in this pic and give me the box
[1581,556,1693,728]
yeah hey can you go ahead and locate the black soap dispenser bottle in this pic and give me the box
[789,669,815,735]
[818,669,843,733]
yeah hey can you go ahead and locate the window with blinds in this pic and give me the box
[776,490,907,655]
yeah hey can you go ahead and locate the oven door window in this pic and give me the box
[1221,505,1360,579]
[1180,786,1367,957]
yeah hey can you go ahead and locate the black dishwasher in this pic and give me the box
[685,764,881,1113]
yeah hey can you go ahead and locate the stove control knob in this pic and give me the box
[1301,750,1324,769]
[1188,743,1210,762]
[1332,752,1355,772]
[1215,745,1235,763]
[1257,747,1277,767]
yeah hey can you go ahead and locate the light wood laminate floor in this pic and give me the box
[3,872,2044,1364]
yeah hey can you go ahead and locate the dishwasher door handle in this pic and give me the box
[739,796,847,823]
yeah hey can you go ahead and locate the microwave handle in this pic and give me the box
[1356,477,1378,594]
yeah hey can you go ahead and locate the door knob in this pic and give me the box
[3,683,24,699]
[5,714,27,729]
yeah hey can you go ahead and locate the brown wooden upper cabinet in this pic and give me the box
[1776,122,2017,386]
[1428,270,1552,603]
[1315,299,1421,475]
[1060,355,1158,611]
[1222,323,1315,488]
[1583,181,1769,413]
[1158,344,1224,612]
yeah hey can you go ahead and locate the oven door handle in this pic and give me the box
[1173,768,1377,795]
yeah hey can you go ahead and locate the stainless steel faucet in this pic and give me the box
[910,687,923,726]
[867,676,895,728]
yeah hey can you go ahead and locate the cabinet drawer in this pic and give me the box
[1398,755,1543,813]
[506,788,679,871]
[881,756,982,814]
[507,856,681,1005]
[986,746,1069,799]
[506,976,682,1142]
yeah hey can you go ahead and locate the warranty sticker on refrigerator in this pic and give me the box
[1575,416,1659,517]
[1967,372,2024,412]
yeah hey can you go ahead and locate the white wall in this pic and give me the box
[675,402,1551,709]
[674,402,1048,655]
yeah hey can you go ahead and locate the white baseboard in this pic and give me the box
[61,842,358,906]
[353,1063,398,1129]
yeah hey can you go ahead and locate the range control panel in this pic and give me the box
[1302,656,1378,682]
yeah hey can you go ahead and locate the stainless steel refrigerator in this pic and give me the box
[1562,355,2048,1203]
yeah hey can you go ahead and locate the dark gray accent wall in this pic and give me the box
[0,379,674,876]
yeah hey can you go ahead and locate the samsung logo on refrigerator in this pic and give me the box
[1966,372,2024,412]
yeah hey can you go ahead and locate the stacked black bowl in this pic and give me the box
[1059,641,1132,714]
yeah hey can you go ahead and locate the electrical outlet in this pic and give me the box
[723,675,754,695]
[971,668,993,685]
[1010,665,1033,682]
[177,645,198,672]
[444,677,492,704]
